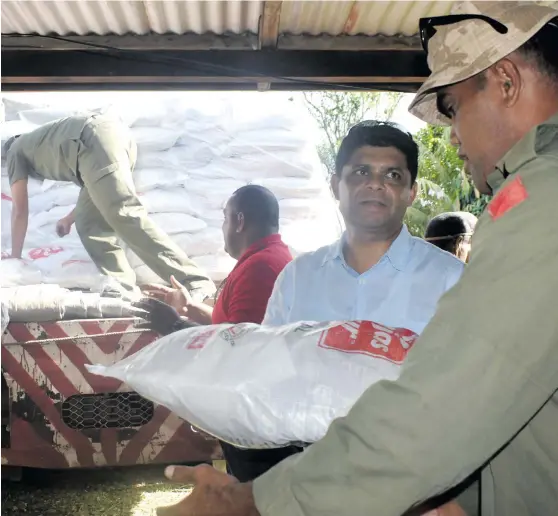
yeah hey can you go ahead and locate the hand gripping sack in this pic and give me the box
[88,320,418,449]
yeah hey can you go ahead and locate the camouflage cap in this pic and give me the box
[409,1,558,125]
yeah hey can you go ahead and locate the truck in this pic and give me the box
[1,317,222,477]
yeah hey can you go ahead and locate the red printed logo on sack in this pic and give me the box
[488,176,528,220]
[318,321,418,365]
[28,246,64,260]
[1,193,12,201]
[62,259,89,266]
[186,327,219,350]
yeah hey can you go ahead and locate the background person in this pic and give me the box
[263,120,465,334]
[425,211,478,262]
[3,113,214,299]
[142,184,295,482]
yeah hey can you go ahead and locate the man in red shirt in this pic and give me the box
[142,184,295,481]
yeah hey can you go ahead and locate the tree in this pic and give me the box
[303,91,403,177]
[411,125,490,235]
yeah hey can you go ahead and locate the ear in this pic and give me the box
[491,58,522,107]
[236,212,245,233]
[408,181,418,206]
[330,174,340,201]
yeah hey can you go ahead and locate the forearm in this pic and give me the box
[187,302,214,325]
[65,207,76,224]
[10,211,28,258]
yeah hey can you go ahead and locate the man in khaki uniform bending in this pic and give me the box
[153,2,558,515]
[4,113,215,299]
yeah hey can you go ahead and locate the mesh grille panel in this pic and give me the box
[62,392,154,430]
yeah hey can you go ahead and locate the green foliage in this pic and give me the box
[303,91,404,177]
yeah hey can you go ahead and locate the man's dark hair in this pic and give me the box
[335,120,419,184]
[425,211,477,255]
[230,184,279,233]
[516,18,558,84]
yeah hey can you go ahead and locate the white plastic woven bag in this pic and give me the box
[88,320,418,449]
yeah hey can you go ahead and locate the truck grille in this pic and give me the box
[61,392,154,430]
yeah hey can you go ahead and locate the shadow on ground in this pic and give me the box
[1,465,192,516]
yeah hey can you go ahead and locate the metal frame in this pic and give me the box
[1,46,428,92]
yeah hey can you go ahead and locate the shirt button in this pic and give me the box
[358,278,364,285]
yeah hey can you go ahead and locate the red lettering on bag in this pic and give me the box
[186,327,218,350]
[28,247,64,260]
[488,176,528,220]
[318,321,418,365]
[62,259,89,266]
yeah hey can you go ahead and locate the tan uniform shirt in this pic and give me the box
[253,112,558,515]
[6,114,133,187]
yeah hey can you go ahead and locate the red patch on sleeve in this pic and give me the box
[488,176,528,220]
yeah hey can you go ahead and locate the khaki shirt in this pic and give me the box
[253,112,558,515]
[7,114,98,186]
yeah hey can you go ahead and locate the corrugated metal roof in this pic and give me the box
[0,0,455,38]
[0,0,264,36]
[278,1,453,37]
[3,1,557,39]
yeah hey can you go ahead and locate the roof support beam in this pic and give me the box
[258,1,283,49]
[1,49,429,92]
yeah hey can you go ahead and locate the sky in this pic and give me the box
[2,90,426,138]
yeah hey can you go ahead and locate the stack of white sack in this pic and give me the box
[88,319,418,448]
[2,284,137,322]
[1,95,343,288]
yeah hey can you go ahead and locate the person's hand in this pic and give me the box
[56,216,73,237]
[143,276,213,325]
[156,464,259,516]
[142,275,193,316]
[131,297,197,336]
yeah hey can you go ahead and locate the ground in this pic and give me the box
[1,465,191,516]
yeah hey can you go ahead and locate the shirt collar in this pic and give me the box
[489,110,558,194]
[321,225,413,272]
[236,234,283,266]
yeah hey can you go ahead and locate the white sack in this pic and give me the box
[2,98,46,122]
[1,120,38,146]
[135,150,182,171]
[0,259,43,287]
[192,253,236,282]
[18,107,80,125]
[28,184,80,213]
[88,320,418,448]
[151,213,207,235]
[2,285,134,322]
[186,178,245,204]
[2,285,67,321]
[224,130,308,157]
[31,205,75,230]
[134,168,182,193]
[138,188,198,215]
[256,177,327,200]
[132,127,180,153]
[24,246,105,291]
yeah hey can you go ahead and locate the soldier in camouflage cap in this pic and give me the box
[153,2,558,516]
[409,0,557,194]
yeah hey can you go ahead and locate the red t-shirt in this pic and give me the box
[211,234,292,325]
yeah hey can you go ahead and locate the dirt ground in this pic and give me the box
[1,465,192,516]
